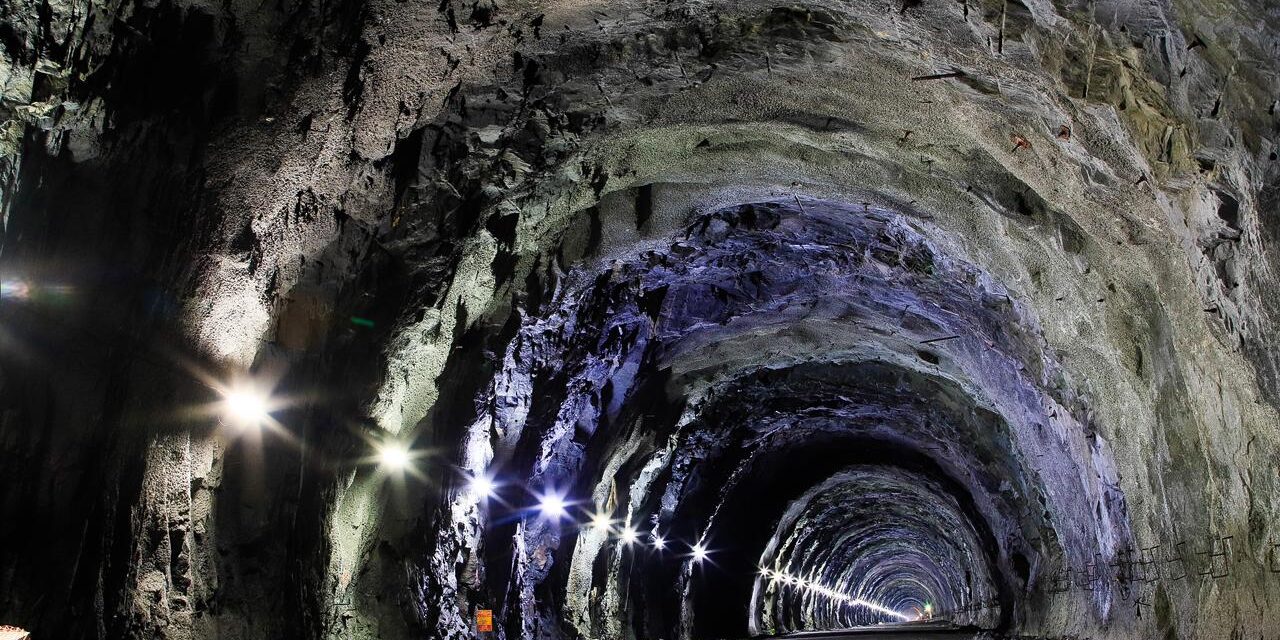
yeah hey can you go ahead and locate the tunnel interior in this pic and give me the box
[404,196,1131,639]
[2,1,1280,639]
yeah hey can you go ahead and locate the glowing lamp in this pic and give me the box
[690,542,709,563]
[619,526,639,545]
[378,443,411,470]
[469,474,496,499]
[538,492,568,519]
[590,511,613,531]
[222,387,270,428]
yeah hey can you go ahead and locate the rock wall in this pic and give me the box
[1,0,1278,639]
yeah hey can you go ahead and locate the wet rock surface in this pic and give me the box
[1,0,1279,639]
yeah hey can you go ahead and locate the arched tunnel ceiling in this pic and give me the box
[755,465,1002,632]
[409,196,1127,639]
[1,0,1279,640]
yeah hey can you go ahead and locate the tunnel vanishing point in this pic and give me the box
[2,1,1280,639]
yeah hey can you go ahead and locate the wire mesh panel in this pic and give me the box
[1110,547,1135,596]
[1163,541,1189,581]
[1046,567,1073,593]
[1031,532,1268,600]
[1196,536,1232,579]
[1136,545,1161,583]
[1077,554,1104,591]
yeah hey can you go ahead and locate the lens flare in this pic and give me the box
[590,511,613,531]
[221,387,270,428]
[538,492,568,519]
[469,473,496,498]
[0,280,31,301]
[619,526,639,545]
[690,542,709,562]
[378,443,412,470]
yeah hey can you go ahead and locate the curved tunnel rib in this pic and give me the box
[411,196,1132,640]
[755,466,1000,632]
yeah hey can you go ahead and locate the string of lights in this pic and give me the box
[211,380,714,561]
[758,569,914,622]
[210,380,917,619]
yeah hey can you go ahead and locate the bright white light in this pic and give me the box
[619,526,639,545]
[469,474,496,498]
[222,387,269,427]
[690,543,709,562]
[0,625,31,640]
[651,534,666,550]
[846,598,912,621]
[538,492,568,519]
[768,572,911,622]
[379,443,411,470]
[0,279,31,300]
[590,511,613,531]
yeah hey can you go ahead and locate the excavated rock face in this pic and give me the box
[1,1,1278,640]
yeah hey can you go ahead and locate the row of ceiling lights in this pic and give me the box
[467,476,711,562]
[223,381,920,622]
[759,569,914,621]
[220,383,926,617]
[219,383,712,563]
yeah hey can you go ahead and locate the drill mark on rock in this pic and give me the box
[920,335,961,344]
[998,0,1007,54]
[911,70,966,81]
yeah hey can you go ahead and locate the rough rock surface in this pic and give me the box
[1,0,1279,639]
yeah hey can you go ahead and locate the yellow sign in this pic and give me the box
[476,609,493,633]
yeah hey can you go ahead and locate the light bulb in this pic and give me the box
[379,443,411,470]
[691,543,708,562]
[222,388,269,427]
[619,526,638,545]
[469,474,496,498]
[590,511,613,531]
[538,492,568,519]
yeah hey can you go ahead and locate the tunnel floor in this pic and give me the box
[768,622,980,639]
[771,634,978,640]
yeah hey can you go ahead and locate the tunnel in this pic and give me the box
[1,1,1279,640]
[404,195,1128,639]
